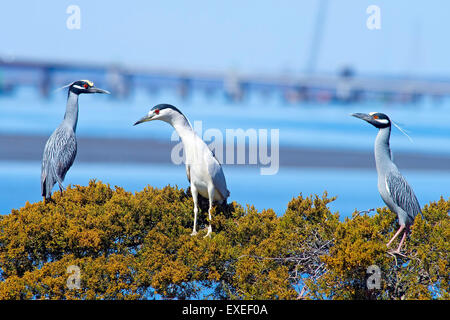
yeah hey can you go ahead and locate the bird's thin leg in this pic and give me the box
[386,225,405,248]
[43,196,54,204]
[191,186,199,236]
[204,188,214,238]
[395,225,410,253]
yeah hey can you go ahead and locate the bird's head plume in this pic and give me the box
[351,112,413,142]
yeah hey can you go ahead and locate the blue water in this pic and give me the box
[0,88,449,217]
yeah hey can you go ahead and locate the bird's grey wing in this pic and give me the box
[41,127,76,195]
[52,127,77,180]
[206,151,230,199]
[386,172,422,221]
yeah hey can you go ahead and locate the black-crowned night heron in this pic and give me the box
[352,112,422,255]
[41,80,109,200]
[134,104,230,238]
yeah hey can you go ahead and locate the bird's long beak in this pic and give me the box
[351,112,380,127]
[351,113,372,121]
[89,87,110,94]
[133,114,153,126]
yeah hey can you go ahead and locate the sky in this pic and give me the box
[0,0,450,77]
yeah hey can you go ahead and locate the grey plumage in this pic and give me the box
[352,112,421,253]
[371,119,422,226]
[41,80,109,200]
[41,125,77,198]
[385,172,422,225]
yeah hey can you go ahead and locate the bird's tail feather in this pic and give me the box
[42,175,55,199]
[42,164,58,199]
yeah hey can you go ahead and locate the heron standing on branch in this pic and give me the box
[134,104,230,238]
[352,112,422,255]
[41,80,109,201]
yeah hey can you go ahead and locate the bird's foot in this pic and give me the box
[387,249,408,259]
[43,197,54,204]
[203,226,212,238]
[191,230,198,236]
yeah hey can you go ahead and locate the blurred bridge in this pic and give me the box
[1,58,450,104]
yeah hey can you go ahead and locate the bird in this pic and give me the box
[134,104,230,238]
[41,80,110,201]
[352,112,422,255]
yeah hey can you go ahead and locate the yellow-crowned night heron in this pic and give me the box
[352,112,422,254]
[134,104,230,238]
[41,80,109,200]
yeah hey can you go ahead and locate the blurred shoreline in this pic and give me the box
[1,133,449,171]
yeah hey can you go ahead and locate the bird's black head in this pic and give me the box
[134,103,186,125]
[151,104,184,115]
[68,80,110,95]
[352,112,391,129]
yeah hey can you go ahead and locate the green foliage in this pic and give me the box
[0,180,448,300]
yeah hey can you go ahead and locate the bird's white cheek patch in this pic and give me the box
[376,119,389,125]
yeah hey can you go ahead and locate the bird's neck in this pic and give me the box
[374,126,392,170]
[169,114,200,162]
[169,113,194,140]
[64,90,79,132]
